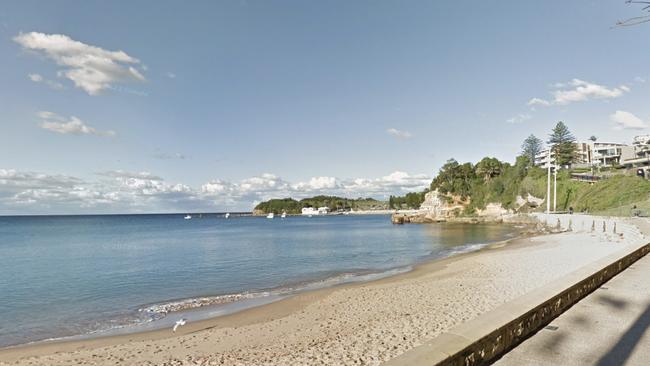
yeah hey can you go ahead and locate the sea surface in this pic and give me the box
[0,214,521,348]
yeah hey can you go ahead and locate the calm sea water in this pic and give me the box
[0,214,520,348]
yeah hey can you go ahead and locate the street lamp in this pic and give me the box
[553,163,557,213]
[546,149,551,214]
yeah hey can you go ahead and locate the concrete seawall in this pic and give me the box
[384,214,649,366]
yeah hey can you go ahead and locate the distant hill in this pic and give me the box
[253,195,387,215]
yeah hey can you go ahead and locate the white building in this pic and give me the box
[534,141,627,168]
[589,142,627,167]
[301,207,330,216]
[534,149,555,168]
[301,207,317,216]
[532,135,650,170]
[621,135,650,168]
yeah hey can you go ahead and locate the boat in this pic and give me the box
[225,213,230,219]
[184,215,192,220]
[267,213,274,219]
[281,212,286,219]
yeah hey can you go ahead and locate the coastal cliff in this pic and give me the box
[391,190,542,224]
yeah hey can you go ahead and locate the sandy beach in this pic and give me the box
[1,214,646,366]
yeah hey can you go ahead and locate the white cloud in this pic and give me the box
[527,97,551,107]
[292,177,340,191]
[166,72,176,79]
[634,76,646,84]
[38,111,116,137]
[506,113,532,124]
[528,79,629,107]
[610,110,648,130]
[97,170,163,181]
[14,32,146,95]
[0,169,432,214]
[386,128,412,139]
[28,73,42,82]
[343,171,431,196]
[27,72,64,90]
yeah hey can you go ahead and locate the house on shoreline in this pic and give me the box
[301,207,330,216]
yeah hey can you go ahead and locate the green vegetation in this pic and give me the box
[254,195,387,214]
[558,174,650,214]
[419,121,650,216]
[389,191,427,209]
[428,155,532,214]
[430,159,476,198]
[521,134,543,164]
[548,121,578,166]
[425,154,650,216]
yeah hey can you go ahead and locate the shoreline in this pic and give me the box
[3,215,640,365]
[0,224,536,362]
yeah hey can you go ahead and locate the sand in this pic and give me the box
[1,214,646,366]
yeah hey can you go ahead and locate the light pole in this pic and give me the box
[546,149,551,214]
[553,163,557,213]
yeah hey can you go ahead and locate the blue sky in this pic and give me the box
[1,0,650,214]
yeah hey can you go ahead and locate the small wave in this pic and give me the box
[139,267,413,319]
[438,242,489,258]
[139,292,272,317]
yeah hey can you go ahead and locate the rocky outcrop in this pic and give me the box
[391,190,530,224]
[515,194,545,212]
[392,190,466,224]
[476,203,513,217]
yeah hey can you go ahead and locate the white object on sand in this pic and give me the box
[173,318,187,332]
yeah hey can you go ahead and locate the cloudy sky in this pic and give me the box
[2,1,650,214]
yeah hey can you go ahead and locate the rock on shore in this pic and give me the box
[391,190,541,224]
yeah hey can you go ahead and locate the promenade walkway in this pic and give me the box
[496,219,650,366]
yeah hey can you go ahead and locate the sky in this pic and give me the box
[1,0,650,214]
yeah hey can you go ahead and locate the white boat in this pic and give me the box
[184,215,192,220]
[225,213,230,219]
[281,212,286,219]
[267,213,274,219]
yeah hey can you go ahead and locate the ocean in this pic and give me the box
[0,214,520,348]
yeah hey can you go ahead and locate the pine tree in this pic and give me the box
[521,134,543,166]
[548,121,577,167]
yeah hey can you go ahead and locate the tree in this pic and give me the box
[431,158,476,198]
[521,134,543,166]
[475,157,503,181]
[548,121,577,167]
[615,1,650,27]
